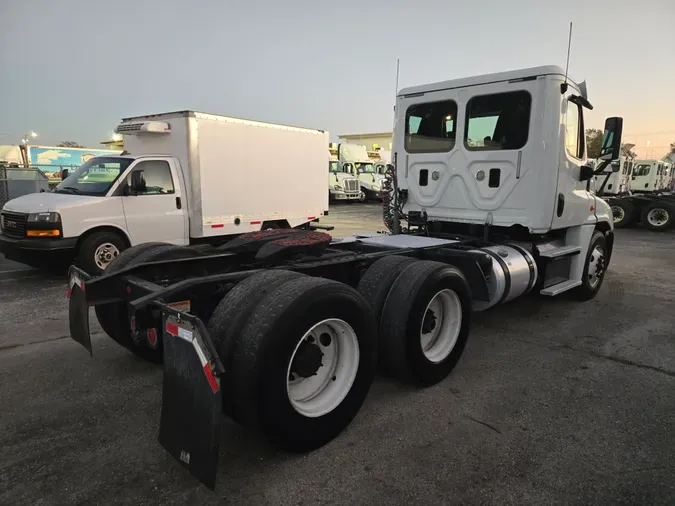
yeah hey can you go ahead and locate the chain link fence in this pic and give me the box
[0,165,53,209]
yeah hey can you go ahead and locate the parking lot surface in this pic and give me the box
[1,203,674,505]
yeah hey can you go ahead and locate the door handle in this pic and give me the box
[175,196,182,209]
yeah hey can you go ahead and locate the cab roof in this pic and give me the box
[398,65,575,97]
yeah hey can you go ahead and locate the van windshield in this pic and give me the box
[55,157,132,196]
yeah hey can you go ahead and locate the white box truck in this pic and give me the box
[0,111,328,273]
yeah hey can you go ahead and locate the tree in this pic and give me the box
[669,142,675,155]
[57,141,84,148]
[585,129,603,159]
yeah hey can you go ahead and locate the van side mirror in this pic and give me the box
[579,164,594,182]
[599,117,623,161]
[130,170,146,193]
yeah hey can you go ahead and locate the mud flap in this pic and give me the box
[68,267,92,355]
[158,312,224,490]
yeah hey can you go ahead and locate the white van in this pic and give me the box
[0,110,328,273]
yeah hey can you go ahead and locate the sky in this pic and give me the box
[1,0,674,158]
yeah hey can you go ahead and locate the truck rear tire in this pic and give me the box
[611,200,635,228]
[207,269,305,415]
[572,231,607,301]
[357,255,417,326]
[94,243,204,363]
[230,277,377,452]
[641,202,674,232]
[77,230,128,275]
[379,261,471,386]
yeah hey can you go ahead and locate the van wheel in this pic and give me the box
[573,231,607,301]
[379,261,471,386]
[207,269,305,416]
[77,230,128,275]
[94,243,204,364]
[641,202,674,231]
[230,277,377,451]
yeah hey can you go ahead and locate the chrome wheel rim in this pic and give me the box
[612,206,625,223]
[94,242,120,270]
[587,245,605,288]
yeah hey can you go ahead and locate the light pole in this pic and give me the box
[19,130,38,166]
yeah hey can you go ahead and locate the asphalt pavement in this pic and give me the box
[1,203,674,505]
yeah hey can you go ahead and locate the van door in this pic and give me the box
[120,158,188,245]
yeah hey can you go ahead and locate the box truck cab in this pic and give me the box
[337,143,386,202]
[0,111,328,274]
[328,159,360,201]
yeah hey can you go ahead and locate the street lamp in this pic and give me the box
[21,130,38,144]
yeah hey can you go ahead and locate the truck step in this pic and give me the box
[539,245,581,259]
[539,279,582,296]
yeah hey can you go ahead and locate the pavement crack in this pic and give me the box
[558,344,675,379]
[0,332,100,353]
[465,415,501,434]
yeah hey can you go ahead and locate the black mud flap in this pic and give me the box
[68,267,92,355]
[158,311,224,490]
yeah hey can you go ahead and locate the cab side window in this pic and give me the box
[128,161,175,195]
[565,101,585,159]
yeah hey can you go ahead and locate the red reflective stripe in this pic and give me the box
[211,224,224,229]
[65,288,71,297]
[203,363,219,393]
[250,220,261,225]
[307,216,316,220]
[165,322,179,336]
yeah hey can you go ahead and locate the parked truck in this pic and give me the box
[599,157,675,231]
[328,159,360,201]
[337,143,386,202]
[65,65,622,490]
[0,111,328,273]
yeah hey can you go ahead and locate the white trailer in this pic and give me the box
[66,65,624,490]
[0,111,328,273]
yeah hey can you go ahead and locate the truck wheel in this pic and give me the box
[379,261,471,386]
[94,243,204,363]
[573,231,607,301]
[357,255,417,326]
[641,202,674,231]
[230,277,377,452]
[207,269,305,415]
[358,189,367,203]
[611,200,635,228]
[77,230,128,275]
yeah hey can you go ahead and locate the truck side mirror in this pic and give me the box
[60,169,69,180]
[610,160,620,173]
[579,164,594,182]
[599,117,623,161]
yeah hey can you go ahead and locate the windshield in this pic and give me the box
[355,162,376,174]
[55,157,132,196]
[328,161,344,173]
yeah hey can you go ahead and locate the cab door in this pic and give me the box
[120,158,188,245]
[550,97,596,229]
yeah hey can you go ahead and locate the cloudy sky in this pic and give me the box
[1,0,673,157]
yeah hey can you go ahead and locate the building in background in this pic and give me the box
[338,132,393,151]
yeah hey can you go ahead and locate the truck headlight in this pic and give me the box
[334,185,343,191]
[27,212,61,223]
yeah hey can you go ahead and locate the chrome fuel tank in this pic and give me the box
[471,244,538,311]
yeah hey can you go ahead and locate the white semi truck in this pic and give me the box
[0,111,329,273]
[66,65,622,490]
[337,143,386,201]
[328,159,360,201]
[600,157,675,231]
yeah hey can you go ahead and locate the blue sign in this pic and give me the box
[28,146,121,173]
